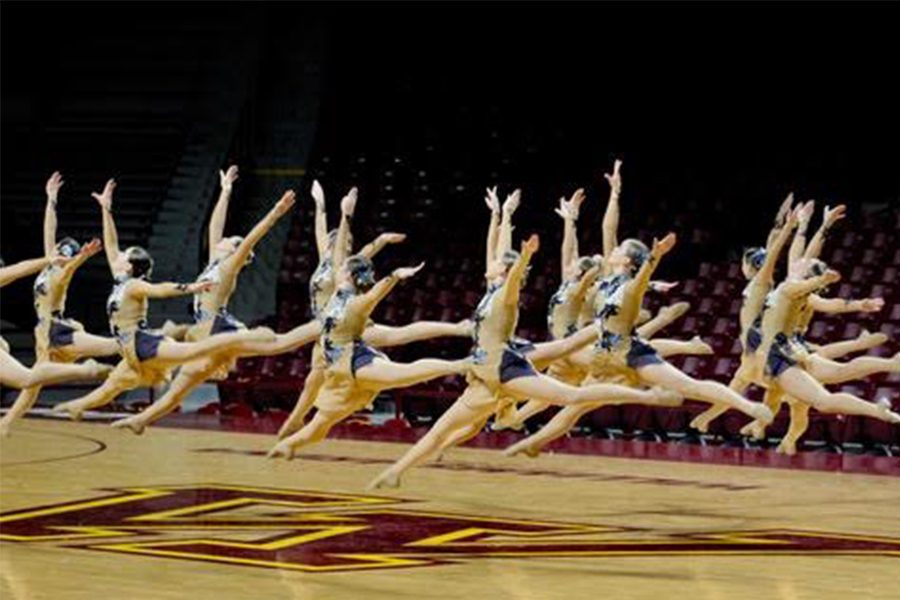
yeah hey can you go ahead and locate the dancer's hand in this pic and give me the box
[652,232,677,257]
[219,165,239,192]
[502,189,521,216]
[311,179,325,211]
[522,233,540,254]
[604,159,623,196]
[775,192,794,227]
[341,187,358,216]
[860,297,884,312]
[394,262,425,280]
[274,191,296,216]
[46,171,64,203]
[650,280,679,293]
[823,204,847,228]
[484,186,500,213]
[80,238,103,258]
[797,200,815,226]
[378,232,406,245]
[91,179,116,211]
[823,269,841,285]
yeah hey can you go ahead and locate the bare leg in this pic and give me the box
[354,356,468,391]
[70,330,120,359]
[638,361,772,423]
[268,404,357,459]
[777,367,900,423]
[111,358,219,433]
[235,321,320,357]
[501,373,682,408]
[151,327,274,365]
[51,362,136,419]
[688,364,754,432]
[776,401,810,455]
[0,352,110,389]
[806,353,900,384]
[435,416,490,460]
[650,336,713,357]
[501,399,551,431]
[362,320,471,348]
[368,383,497,489]
[504,404,595,458]
[740,387,785,439]
[0,384,42,436]
[815,330,887,361]
[277,366,325,440]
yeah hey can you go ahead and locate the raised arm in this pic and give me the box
[804,204,846,261]
[601,159,623,260]
[224,191,296,268]
[311,179,328,259]
[573,264,602,301]
[503,234,539,306]
[0,257,52,288]
[59,238,103,278]
[484,186,501,271]
[332,187,357,269]
[765,193,794,247]
[128,279,214,300]
[359,232,406,260]
[808,294,883,315]
[757,205,800,284]
[43,171,64,257]
[498,189,521,257]
[631,233,677,301]
[788,200,815,274]
[208,165,239,262]
[91,179,120,272]
[556,188,585,278]
[355,263,424,316]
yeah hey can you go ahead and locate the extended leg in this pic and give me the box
[362,320,471,348]
[815,330,887,360]
[354,356,468,391]
[805,353,900,384]
[776,401,810,455]
[277,366,325,440]
[777,367,900,423]
[504,404,595,458]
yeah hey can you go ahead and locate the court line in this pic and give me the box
[0,428,107,467]
[193,448,762,492]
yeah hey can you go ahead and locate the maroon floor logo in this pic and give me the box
[1,484,898,572]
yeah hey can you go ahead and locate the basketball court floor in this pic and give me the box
[2,418,898,599]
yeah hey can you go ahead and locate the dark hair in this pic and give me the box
[621,238,650,272]
[575,255,598,276]
[345,254,375,291]
[56,237,82,258]
[806,259,827,278]
[742,247,766,271]
[501,250,520,267]
[126,246,154,279]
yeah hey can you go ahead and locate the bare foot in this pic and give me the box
[752,403,774,426]
[689,415,711,434]
[51,401,84,421]
[688,336,714,355]
[266,440,296,460]
[875,398,900,424]
[775,439,797,455]
[367,470,400,490]
[503,442,540,458]
[660,301,691,323]
[491,403,521,432]
[859,329,888,347]
[111,416,145,435]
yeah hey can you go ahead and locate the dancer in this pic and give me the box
[112,167,323,434]
[368,210,682,489]
[2,173,124,435]
[267,256,474,459]
[0,256,111,390]
[276,181,471,439]
[52,179,276,420]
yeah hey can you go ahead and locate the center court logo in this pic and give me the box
[1,484,898,572]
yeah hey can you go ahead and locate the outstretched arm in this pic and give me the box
[224,191,296,269]
[484,186,500,272]
[0,257,52,288]
[208,165,239,262]
[311,179,328,260]
[59,239,103,279]
[765,193,794,247]
[43,171,63,257]
[804,204,845,261]
[92,179,120,272]
[556,188,585,278]
[332,187,357,269]
[809,294,883,315]
[498,189,521,257]
[757,205,800,284]
[783,269,841,299]
[573,264,602,301]
[359,232,406,260]
[503,234,539,306]
[128,280,214,300]
[601,159,622,260]
[630,233,677,302]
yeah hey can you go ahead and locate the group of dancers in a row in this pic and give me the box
[1,162,897,488]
